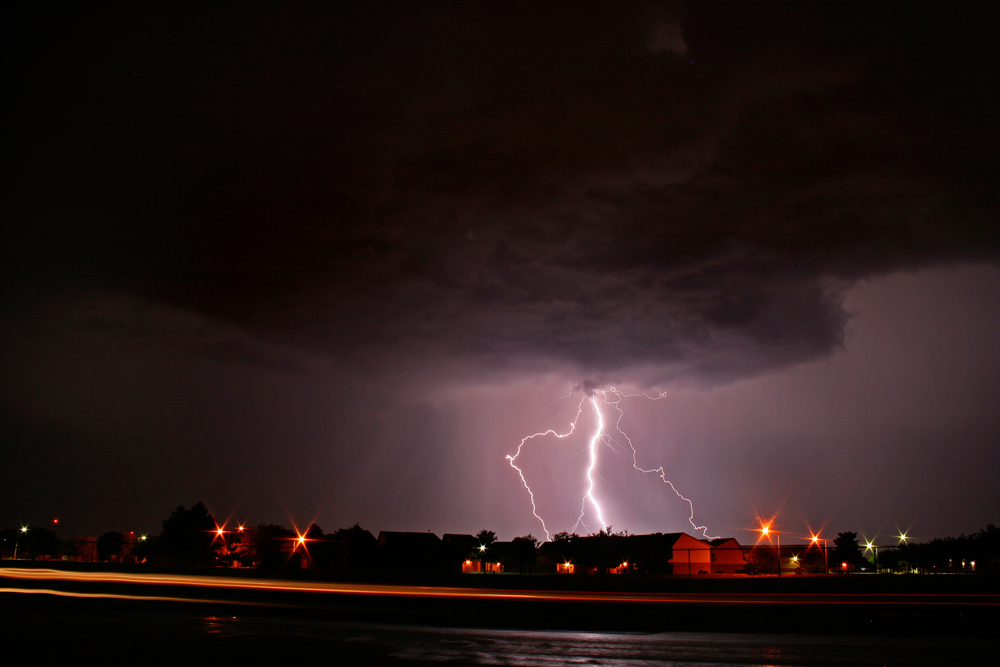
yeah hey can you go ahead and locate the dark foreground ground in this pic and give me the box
[2,565,997,666]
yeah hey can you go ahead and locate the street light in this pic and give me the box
[759,524,781,578]
[12,526,28,560]
[811,535,829,573]
[863,540,880,574]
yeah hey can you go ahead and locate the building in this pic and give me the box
[704,537,745,574]
[631,532,712,575]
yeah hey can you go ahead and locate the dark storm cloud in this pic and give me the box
[6,3,998,387]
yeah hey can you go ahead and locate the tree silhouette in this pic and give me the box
[833,532,862,572]
[26,527,60,560]
[551,531,579,566]
[159,502,217,567]
[331,523,377,573]
[244,523,294,570]
[96,531,125,561]
[510,534,540,574]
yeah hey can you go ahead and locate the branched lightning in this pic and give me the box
[507,385,717,541]
[603,388,718,540]
[506,399,588,542]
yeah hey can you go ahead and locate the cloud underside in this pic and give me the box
[8,4,998,387]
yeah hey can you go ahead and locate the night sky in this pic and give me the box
[4,3,998,544]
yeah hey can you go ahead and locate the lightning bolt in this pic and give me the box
[603,388,718,540]
[572,393,608,535]
[507,385,717,541]
[506,398,588,542]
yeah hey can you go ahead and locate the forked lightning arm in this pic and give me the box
[603,388,718,539]
[505,399,587,542]
[507,386,717,541]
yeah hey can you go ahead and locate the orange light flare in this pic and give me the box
[802,520,829,551]
[751,514,780,547]
[806,533,827,553]
[290,532,313,563]
[210,523,228,545]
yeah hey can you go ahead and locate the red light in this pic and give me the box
[53,519,59,524]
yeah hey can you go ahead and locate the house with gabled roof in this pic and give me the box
[703,537,745,574]
[629,532,712,575]
[442,533,483,573]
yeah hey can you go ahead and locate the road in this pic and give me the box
[3,567,997,665]
[3,566,998,608]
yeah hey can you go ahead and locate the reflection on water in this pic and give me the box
[197,615,989,666]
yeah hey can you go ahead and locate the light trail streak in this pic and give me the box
[0,587,244,605]
[507,385,716,541]
[2,570,997,607]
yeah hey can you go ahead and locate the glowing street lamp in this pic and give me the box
[758,523,781,578]
[810,534,829,573]
[12,526,28,559]
[477,544,488,574]
[864,540,879,574]
[211,525,229,547]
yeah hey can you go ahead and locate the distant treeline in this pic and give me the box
[866,525,999,574]
[2,503,998,577]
